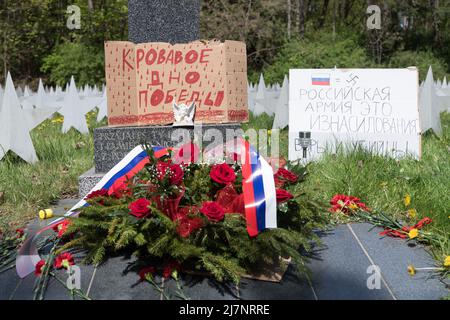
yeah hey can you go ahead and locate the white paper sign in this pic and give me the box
[289,68,421,162]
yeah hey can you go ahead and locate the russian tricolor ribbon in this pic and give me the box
[16,140,277,278]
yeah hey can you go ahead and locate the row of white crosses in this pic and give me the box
[0,73,107,164]
[419,66,450,136]
[248,74,289,130]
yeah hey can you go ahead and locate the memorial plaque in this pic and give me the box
[289,68,421,162]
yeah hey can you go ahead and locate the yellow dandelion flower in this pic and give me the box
[404,194,411,207]
[408,228,419,239]
[407,209,417,219]
[407,265,416,276]
[444,256,450,268]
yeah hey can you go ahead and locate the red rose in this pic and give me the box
[53,220,70,238]
[138,266,156,281]
[85,188,109,200]
[274,176,285,189]
[35,260,46,276]
[163,261,181,279]
[168,164,184,185]
[210,163,236,185]
[276,189,294,203]
[200,202,225,222]
[173,143,200,164]
[129,198,152,219]
[275,168,298,184]
[176,216,203,238]
[157,162,184,185]
[54,252,75,270]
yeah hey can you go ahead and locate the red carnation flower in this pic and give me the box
[129,198,152,219]
[15,228,25,238]
[275,168,298,184]
[276,189,294,203]
[54,252,75,270]
[200,202,225,222]
[35,260,46,276]
[85,188,109,200]
[210,163,236,185]
[138,266,156,281]
[329,194,369,214]
[173,142,200,164]
[53,220,70,238]
[163,261,181,279]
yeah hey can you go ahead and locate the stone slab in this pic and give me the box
[306,226,394,300]
[0,268,21,300]
[128,0,200,44]
[349,223,448,300]
[164,275,239,300]
[87,256,161,300]
[93,123,242,173]
[238,266,316,300]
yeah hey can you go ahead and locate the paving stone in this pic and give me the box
[50,198,79,215]
[164,274,239,300]
[87,256,161,300]
[0,268,21,300]
[10,273,37,300]
[239,266,316,300]
[349,223,448,300]
[306,226,394,300]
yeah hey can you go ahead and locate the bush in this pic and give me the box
[388,50,448,82]
[41,42,105,86]
[259,32,373,85]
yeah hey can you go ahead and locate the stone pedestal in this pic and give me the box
[78,1,240,197]
[79,124,242,197]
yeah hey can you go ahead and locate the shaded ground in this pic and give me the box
[1,200,447,300]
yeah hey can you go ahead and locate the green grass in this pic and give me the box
[302,113,450,261]
[0,113,102,233]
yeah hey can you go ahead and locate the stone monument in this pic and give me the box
[79,0,243,196]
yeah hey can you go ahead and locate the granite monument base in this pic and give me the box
[79,123,243,198]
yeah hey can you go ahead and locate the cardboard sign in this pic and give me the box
[104,40,249,126]
[289,68,421,162]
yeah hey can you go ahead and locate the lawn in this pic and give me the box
[1,111,449,261]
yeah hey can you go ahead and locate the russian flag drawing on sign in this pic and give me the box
[312,74,330,86]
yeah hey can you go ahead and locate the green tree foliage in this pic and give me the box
[388,51,448,82]
[41,42,104,86]
[260,31,373,84]
[1,0,449,85]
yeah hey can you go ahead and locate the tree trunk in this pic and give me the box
[432,0,441,45]
[287,0,292,39]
